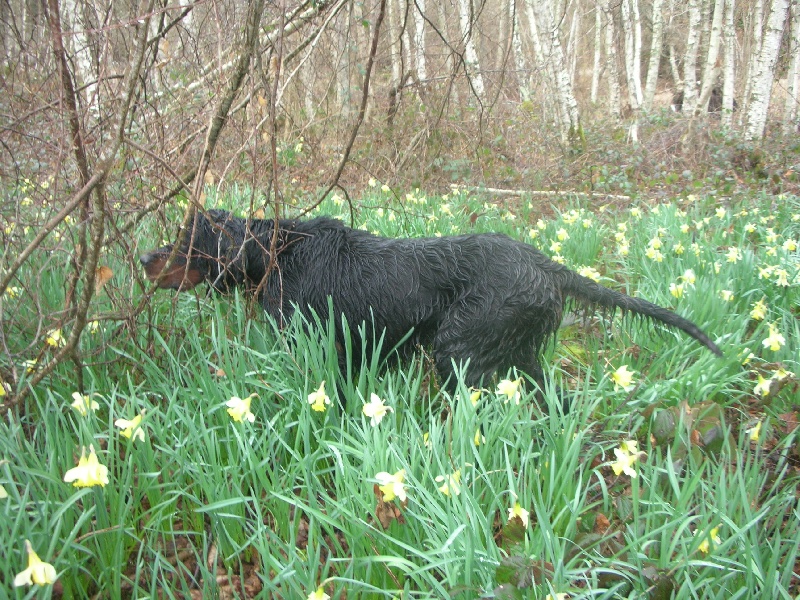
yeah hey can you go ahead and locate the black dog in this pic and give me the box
[141,210,721,390]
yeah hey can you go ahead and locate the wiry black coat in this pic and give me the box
[141,210,722,389]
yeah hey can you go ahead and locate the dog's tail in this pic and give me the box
[559,270,723,356]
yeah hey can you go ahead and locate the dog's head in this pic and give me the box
[140,210,240,291]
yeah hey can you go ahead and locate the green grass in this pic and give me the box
[1,186,798,598]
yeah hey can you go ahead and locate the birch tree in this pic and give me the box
[783,0,800,132]
[591,2,603,103]
[527,0,582,143]
[510,0,530,100]
[741,0,765,120]
[696,0,726,114]
[603,0,622,118]
[621,0,643,139]
[721,0,737,127]
[457,0,487,102]
[412,0,427,81]
[681,0,703,114]
[643,0,666,109]
[745,0,791,139]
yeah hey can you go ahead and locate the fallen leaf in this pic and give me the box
[95,265,113,292]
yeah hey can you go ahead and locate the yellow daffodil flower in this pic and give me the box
[362,393,392,426]
[696,525,722,554]
[226,394,256,423]
[750,299,767,321]
[496,378,522,404]
[435,470,461,496]
[45,328,65,348]
[753,374,772,397]
[748,420,762,442]
[307,586,330,600]
[508,501,529,528]
[70,392,99,416]
[14,540,57,587]
[720,290,734,302]
[308,382,330,412]
[375,469,406,502]
[610,365,635,392]
[63,445,109,488]
[115,412,145,441]
[474,428,485,446]
[578,266,601,282]
[762,323,785,352]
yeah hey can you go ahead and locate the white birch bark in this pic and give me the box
[741,0,764,120]
[62,0,98,111]
[721,0,737,126]
[681,0,703,114]
[388,0,403,89]
[621,0,643,108]
[783,0,800,131]
[745,0,791,139]
[457,0,487,102]
[591,2,603,103]
[603,0,622,117]
[528,0,582,141]
[567,7,581,86]
[510,0,530,100]
[643,0,665,109]
[412,0,427,81]
[697,0,726,114]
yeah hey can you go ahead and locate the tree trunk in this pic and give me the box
[697,0,726,114]
[745,0,790,139]
[591,1,603,103]
[643,0,665,109]
[412,0,427,81]
[783,0,799,132]
[457,0,487,102]
[510,0,530,100]
[603,0,622,118]
[528,0,582,143]
[741,0,764,121]
[721,0,737,126]
[681,0,703,114]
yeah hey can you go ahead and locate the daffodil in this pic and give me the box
[556,228,569,241]
[719,290,734,302]
[549,241,562,254]
[13,540,57,587]
[774,268,790,287]
[696,525,722,554]
[496,378,522,404]
[610,365,635,391]
[748,420,762,442]
[307,586,330,600]
[469,387,482,407]
[545,594,568,600]
[45,328,65,347]
[578,266,601,282]
[762,323,785,352]
[669,283,684,298]
[715,207,727,219]
[474,428,485,446]
[362,393,392,426]
[508,501,529,528]
[750,298,767,320]
[611,448,639,477]
[753,374,771,397]
[375,469,406,502]
[308,382,330,412]
[70,392,99,416]
[435,470,461,496]
[645,247,663,262]
[115,412,145,441]
[63,445,109,488]
[782,239,797,252]
[226,394,256,423]
[4,286,20,299]
[726,247,742,263]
